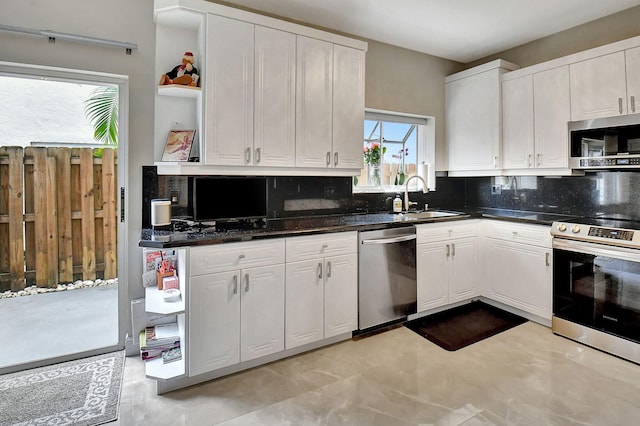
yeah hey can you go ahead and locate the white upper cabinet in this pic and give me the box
[153,0,367,175]
[295,39,366,170]
[204,14,254,166]
[446,60,518,176]
[570,51,628,121]
[295,36,334,169]
[533,66,571,169]
[332,45,366,170]
[502,66,570,171]
[625,46,640,115]
[502,75,534,170]
[254,26,296,167]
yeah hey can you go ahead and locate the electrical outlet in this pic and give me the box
[491,185,502,195]
[170,190,180,205]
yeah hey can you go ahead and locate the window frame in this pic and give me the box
[354,108,435,194]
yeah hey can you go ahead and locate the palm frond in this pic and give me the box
[84,86,118,146]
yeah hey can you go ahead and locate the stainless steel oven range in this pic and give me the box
[551,218,640,363]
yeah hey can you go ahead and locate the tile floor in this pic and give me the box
[114,322,640,425]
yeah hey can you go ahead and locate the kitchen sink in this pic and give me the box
[402,210,464,220]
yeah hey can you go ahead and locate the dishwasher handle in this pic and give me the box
[361,233,416,245]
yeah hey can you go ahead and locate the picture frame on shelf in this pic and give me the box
[161,129,196,162]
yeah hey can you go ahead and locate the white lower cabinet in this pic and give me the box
[285,232,358,349]
[483,220,552,320]
[416,221,480,312]
[186,232,357,379]
[188,240,285,377]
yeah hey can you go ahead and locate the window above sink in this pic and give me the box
[354,109,436,194]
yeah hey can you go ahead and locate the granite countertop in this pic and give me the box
[478,208,582,225]
[139,211,470,248]
[139,208,580,248]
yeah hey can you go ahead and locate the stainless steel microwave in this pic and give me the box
[569,113,640,169]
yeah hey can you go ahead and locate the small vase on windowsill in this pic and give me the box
[367,163,381,186]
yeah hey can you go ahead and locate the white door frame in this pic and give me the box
[0,61,129,371]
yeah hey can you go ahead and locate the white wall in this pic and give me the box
[0,0,156,340]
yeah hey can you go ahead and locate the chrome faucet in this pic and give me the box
[404,175,428,212]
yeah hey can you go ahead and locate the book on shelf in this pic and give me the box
[162,346,182,364]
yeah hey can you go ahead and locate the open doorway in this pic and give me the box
[0,65,127,373]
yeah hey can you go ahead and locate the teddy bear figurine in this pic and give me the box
[159,51,200,87]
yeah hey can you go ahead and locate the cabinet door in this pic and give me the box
[446,68,502,171]
[570,52,627,121]
[449,237,479,303]
[240,264,285,362]
[296,36,334,168]
[502,75,534,169]
[332,45,365,169]
[484,239,552,320]
[626,46,640,115]
[189,271,240,376]
[254,26,296,167]
[534,66,570,169]
[416,242,449,312]
[205,15,254,166]
[285,258,324,349]
[324,254,358,338]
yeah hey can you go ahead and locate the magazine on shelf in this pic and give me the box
[140,323,180,349]
[162,346,182,364]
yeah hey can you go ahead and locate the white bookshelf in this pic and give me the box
[145,314,186,380]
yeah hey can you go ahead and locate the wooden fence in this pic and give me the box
[0,147,118,292]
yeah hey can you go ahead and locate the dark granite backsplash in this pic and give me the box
[466,171,640,220]
[141,166,640,227]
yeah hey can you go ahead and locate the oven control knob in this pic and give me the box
[557,224,567,232]
[571,225,581,233]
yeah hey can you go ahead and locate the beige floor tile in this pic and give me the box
[114,321,640,426]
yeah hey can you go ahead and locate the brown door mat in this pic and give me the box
[404,301,528,351]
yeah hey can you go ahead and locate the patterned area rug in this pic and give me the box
[0,351,124,426]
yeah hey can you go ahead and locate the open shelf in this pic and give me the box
[145,314,186,381]
[158,84,201,98]
[145,285,185,315]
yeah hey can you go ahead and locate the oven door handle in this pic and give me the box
[553,238,640,263]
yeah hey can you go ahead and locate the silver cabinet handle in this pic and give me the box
[632,95,636,113]
[619,97,623,114]
[326,151,331,166]
[233,274,238,294]
[245,147,251,164]
[255,147,261,164]
[245,273,249,292]
[527,154,532,167]
[545,252,550,267]
[493,156,498,168]
[317,262,323,279]
[446,244,450,257]
[537,153,541,167]
[451,243,456,257]
[326,261,332,278]
[334,152,339,166]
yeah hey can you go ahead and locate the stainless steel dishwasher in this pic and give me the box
[358,226,417,331]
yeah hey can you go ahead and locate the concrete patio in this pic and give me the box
[0,284,119,371]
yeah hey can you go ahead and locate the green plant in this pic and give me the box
[363,142,386,164]
[84,86,118,146]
